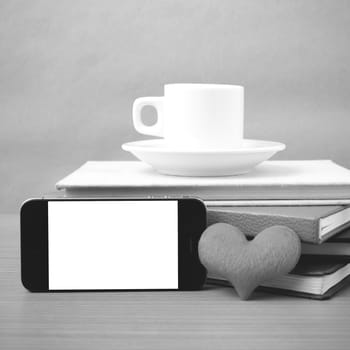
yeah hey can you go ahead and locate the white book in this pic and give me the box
[56,160,350,202]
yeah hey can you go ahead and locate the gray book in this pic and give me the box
[207,206,350,244]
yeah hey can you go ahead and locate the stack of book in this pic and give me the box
[55,160,350,299]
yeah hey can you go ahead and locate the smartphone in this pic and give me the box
[20,198,207,292]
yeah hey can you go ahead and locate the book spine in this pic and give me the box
[207,209,319,243]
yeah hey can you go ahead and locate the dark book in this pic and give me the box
[301,228,350,260]
[207,257,350,300]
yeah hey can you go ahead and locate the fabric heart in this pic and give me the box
[198,223,301,300]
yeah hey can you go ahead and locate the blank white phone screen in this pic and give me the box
[48,201,178,290]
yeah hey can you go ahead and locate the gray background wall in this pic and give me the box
[1,0,349,213]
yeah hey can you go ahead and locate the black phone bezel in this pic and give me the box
[20,197,207,292]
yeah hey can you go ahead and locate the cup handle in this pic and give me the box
[132,97,164,137]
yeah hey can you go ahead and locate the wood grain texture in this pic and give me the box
[1,214,350,349]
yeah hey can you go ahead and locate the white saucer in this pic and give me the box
[122,139,286,176]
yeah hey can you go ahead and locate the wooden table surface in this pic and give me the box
[1,213,350,349]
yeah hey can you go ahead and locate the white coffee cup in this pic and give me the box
[132,84,244,149]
